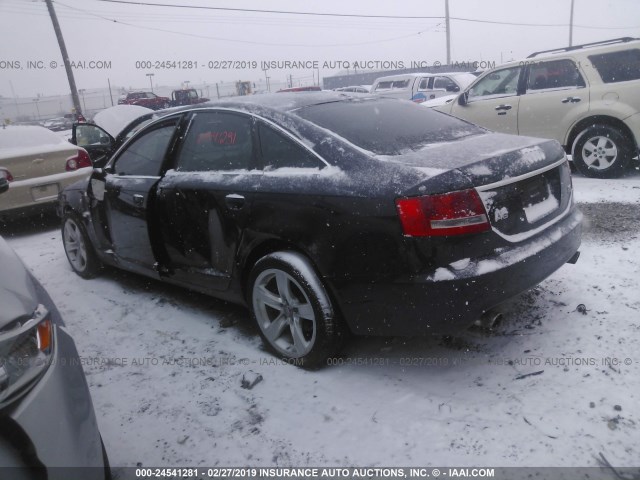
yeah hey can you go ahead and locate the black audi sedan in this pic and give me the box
[58,92,582,367]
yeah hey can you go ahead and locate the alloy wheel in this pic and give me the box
[581,135,618,170]
[252,268,316,358]
[63,218,88,272]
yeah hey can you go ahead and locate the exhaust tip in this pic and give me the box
[567,251,580,264]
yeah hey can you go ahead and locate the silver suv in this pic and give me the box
[430,37,640,178]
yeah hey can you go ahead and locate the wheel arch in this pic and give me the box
[238,238,347,327]
[566,115,636,154]
[239,238,312,299]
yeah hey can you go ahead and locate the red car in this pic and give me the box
[118,91,170,110]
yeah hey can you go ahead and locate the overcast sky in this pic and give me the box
[0,0,639,98]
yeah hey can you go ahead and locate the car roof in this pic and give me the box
[373,72,468,83]
[161,91,360,115]
[526,36,640,58]
[497,37,640,68]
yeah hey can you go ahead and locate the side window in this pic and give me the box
[589,49,640,83]
[259,123,324,170]
[375,81,393,90]
[392,80,410,89]
[469,67,522,99]
[433,76,457,90]
[75,124,111,148]
[418,78,430,90]
[177,112,253,172]
[113,123,176,176]
[527,59,586,91]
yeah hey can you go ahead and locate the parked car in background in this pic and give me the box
[42,116,72,132]
[429,37,640,178]
[71,104,154,166]
[0,125,92,219]
[64,112,86,123]
[0,186,109,478]
[169,88,209,106]
[118,91,171,110]
[334,86,371,93]
[276,86,321,92]
[371,72,477,103]
[58,92,581,367]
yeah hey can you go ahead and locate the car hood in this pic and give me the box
[0,236,39,329]
[93,104,153,138]
[421,94,458,108]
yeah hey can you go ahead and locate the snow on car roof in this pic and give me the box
[199,91,358,113]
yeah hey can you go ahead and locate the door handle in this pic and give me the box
[494,104,512,111]
[225,193,245,210]
[561,96,582,103]
[132,193,144,207]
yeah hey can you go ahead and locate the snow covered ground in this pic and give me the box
[2,170,639,473]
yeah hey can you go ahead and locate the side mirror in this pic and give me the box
[446,85,460,92]
[0,178,9,195]
[458,92,468,106]
[91,155,110,170]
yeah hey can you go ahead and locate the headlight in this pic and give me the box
[0,305,54,409]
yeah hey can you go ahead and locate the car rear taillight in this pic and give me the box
[396,189,490,237]
[65,149,92,171]
[0,168,13,182]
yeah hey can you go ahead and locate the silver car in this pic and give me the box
[0,231,109,478]
[0,125,92,219]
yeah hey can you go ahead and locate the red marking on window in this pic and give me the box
[196,131,238,145]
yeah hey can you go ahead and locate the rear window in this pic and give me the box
[589,49,640,83]
[0,125,65,149]
[296,98,483,156]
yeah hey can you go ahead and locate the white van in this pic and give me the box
[371,72,476,103]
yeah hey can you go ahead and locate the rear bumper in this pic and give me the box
[0,169,91,215]
[335,207,583,336]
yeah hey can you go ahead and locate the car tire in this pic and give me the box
[572,125,633,178]
[61,213,101,279]
[248,251,345,368]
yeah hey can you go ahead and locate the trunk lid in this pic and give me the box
[0,126,80,182]
[393,132,573,241]
[0,146,78,182]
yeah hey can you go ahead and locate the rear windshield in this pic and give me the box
[589,49,640,83]
[0,125,65,149]
[296,98,483,155]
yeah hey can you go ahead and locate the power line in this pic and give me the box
[92,0,444,19]
[88,0,640,29]
[53,0,441,47]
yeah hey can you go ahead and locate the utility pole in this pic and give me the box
[445,0,451,65]
[45,0,82,115]
[569,0,575,46]
[146,73,155,92]
[107,78,114,106]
